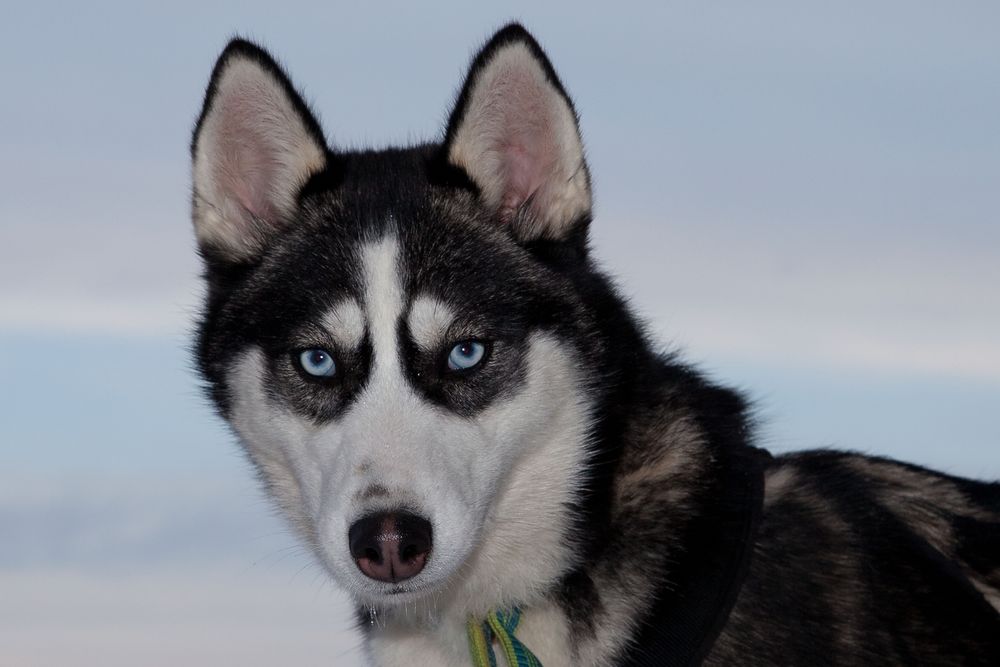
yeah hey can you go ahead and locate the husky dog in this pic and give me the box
[190,24,1000,666]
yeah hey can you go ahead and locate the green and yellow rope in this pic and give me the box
[467,608,542,667]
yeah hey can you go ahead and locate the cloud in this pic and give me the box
[0,293,199,337]
[591,216,1000,381]
[0,475,289,570]
[0,473,365,665]
[1,568,364,667]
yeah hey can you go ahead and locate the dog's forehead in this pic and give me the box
[273,170,541,349]
[351,228,470,322]
[298,220,525,355]
[296,226,457,342]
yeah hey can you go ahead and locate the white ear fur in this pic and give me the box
[192,45,327,260]
[446,34,591,241]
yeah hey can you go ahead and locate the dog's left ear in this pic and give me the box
[443,24,592,243]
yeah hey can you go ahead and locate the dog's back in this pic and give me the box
[710,452,1000,664]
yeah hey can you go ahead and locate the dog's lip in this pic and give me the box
[363,577,436,599]
[380,578,429,595]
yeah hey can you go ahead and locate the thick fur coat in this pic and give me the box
[190,24,1000,666]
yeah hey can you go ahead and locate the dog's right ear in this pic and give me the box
[191,40,328,262]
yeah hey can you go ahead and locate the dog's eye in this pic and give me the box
[298,348,337,378]
[446,341,486,372]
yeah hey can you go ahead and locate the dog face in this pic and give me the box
[191,26,605,612]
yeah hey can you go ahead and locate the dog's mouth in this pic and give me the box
[386,584,419,595]
[352,575,441,606]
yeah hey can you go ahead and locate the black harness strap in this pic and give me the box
[622,446,771,667]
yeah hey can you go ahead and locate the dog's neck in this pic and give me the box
[551,382,768,665]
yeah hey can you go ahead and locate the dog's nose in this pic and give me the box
[348,512,432,583]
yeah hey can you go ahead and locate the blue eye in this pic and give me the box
[447,341,486,371]
[298,348,336,378]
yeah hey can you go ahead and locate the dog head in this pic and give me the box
[191,24,607,614]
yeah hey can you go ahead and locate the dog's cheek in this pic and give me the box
[224,347,329,541]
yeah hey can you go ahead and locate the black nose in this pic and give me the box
[348,512,432,583]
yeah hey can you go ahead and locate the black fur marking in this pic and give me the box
[622,445,770,667]
[265,329,373,422]
[395,212,574,416]
[954,514,1000,583]
[557,569,603,637]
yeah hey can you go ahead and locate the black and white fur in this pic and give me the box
[191,24,1000,666]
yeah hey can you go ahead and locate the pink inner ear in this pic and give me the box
[492,92,563,220]
[218,153,281,227]
[213,96,285,226]
[500,143,545,215]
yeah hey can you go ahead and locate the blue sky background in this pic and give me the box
[1,2,998,665]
